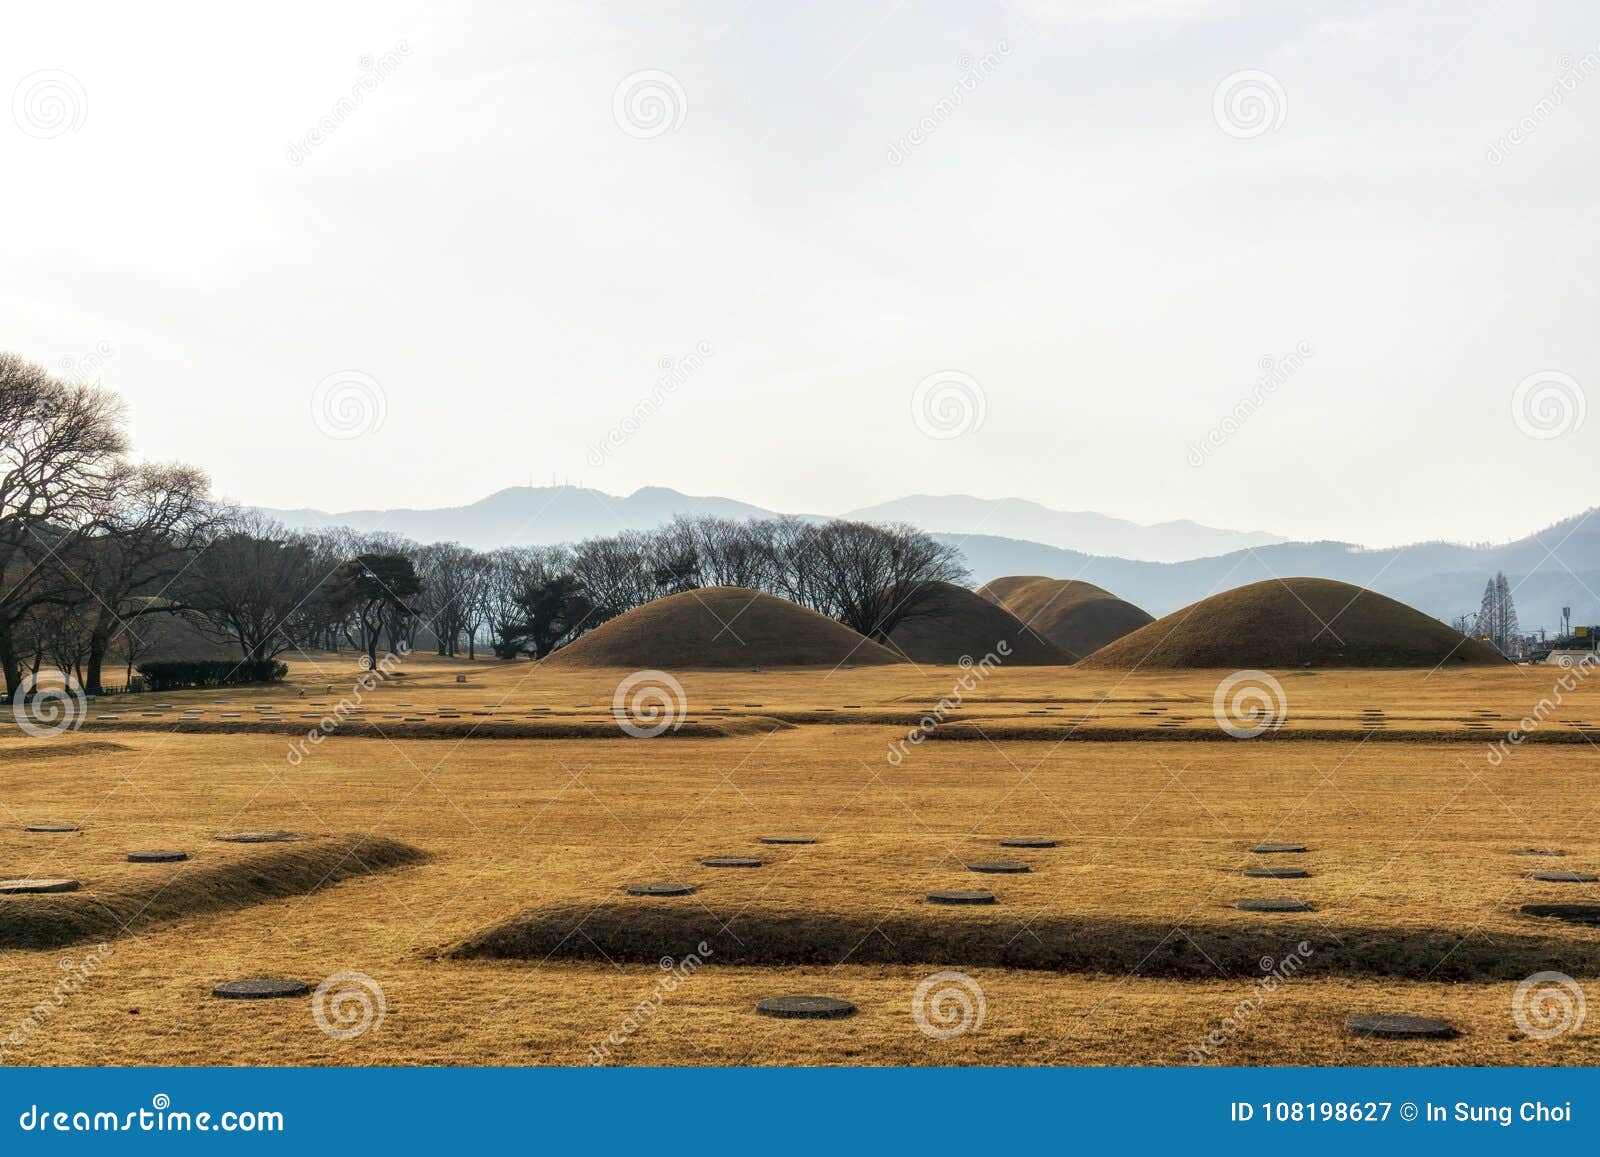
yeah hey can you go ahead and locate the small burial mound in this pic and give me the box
[543,587,902,669]
[884,582,1076,665]
[0,834,427,950]
[978,576,1154,658]
[1079,578,1507,669]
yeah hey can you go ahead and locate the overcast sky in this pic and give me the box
[4,1,1597,547]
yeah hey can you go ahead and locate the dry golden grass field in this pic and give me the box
[1,652,1598,1067]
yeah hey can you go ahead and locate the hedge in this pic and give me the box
[135,660,288,692]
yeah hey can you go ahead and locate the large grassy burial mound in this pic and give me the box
[885,581,1076,665]
[544,586,903,669]
[978,576,1153,658]
[1080,578,1507,669]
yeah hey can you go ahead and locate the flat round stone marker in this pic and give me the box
[1237,898,1312,912]
[214,831,306,843]
[755,996,856,1020]
[1243,867,1309,879]
[966,861,1031,874]
[127,850,188,863]
[1249,843,1307,854]
[927,889,996,905]
[1346,1014,1457,1040]
[212,978,310,1000]
[624,882,695,896]
[1522,903,1600,924]
[758,836,816,845]
[23,823,79,833]
[1000,838,1057,848]
[701,857,763,868]
[1532,871,1598,883]
[0,878,79,894]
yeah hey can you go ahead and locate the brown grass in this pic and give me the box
[0,651,1596,1066]
[0,834,427,949]
[923,720,1600,743]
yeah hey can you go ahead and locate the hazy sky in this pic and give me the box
[5,1,1598,547]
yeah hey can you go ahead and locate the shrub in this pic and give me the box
[135,659,288,692]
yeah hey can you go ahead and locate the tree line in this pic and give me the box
[141,511,968,673]
[1,352,965,698]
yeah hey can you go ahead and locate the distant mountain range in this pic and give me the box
[938,516,1600,635]
[849,494,1286,562]
[261,486,1283,563]
[258,486,1600,634]
[263,486,777,550]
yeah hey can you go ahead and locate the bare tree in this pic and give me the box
[286,530,353,651]
[183,512,324,660]
[1474,571,1521,656]
[569,532,656,621]
[691,515,774,588]
[457,552,493,659]
[0,353,128,696]
[643,518,702,594]
[808,521,968,640]
[70,461,215,692]
[751,517,825,610]
[24,601,93,688]
[416,542,476,655]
